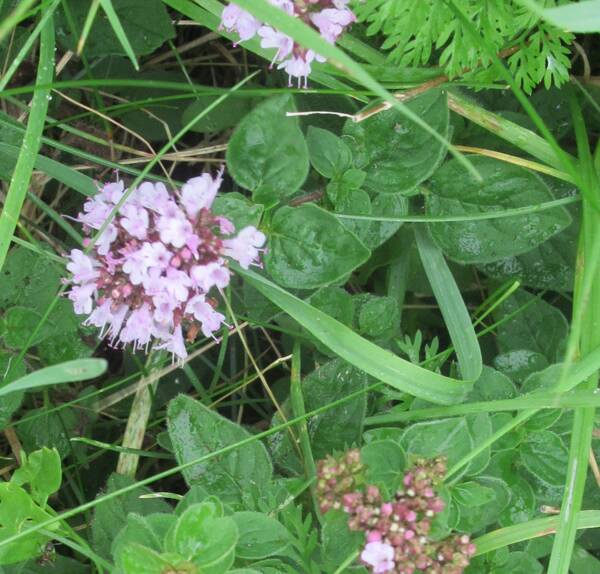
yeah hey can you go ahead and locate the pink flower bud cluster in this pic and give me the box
[317,453,476,574]
[220,0,355,87]
[66,171,265,361]
[316,448,364,513]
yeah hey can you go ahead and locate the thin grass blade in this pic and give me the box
[415,226,482,380]
[237,266,473,405]
[0,14,54,271]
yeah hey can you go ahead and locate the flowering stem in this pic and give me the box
[116,351,166,477]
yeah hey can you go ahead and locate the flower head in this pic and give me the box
[221,0,355,86]
[66,172,264,362]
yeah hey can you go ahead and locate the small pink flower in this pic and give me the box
[221,3,261,42]
[100,181,125,204]
[361,542,395,574]
[258,26,294,65]
[380,503,393,517]
[223,226,266,269]
[186,294,226,337]
[96,224,118,256]
[67,249,98,284]
[157,202,193,248]
[119,304,153,348]
[181,172,222,218]
[68,283,95,315]
[136,181,170,211]
[366,531,382,543]
[156,324,187,360]
[310,8,355,43]
[216,216,235,235]
[120,204,149,240]
[278,53,314,88]
[77,198,111,230]
[190,261,230,292]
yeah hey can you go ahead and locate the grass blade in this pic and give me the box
[0,0,60,92]
[76,0,101,55]
[415,226,482,380]
[474,511,600,555]
[542,0,600,32]
[0,359,108,397]
[98,0,140,70]
[237,266,473,405]
[0,13,54,271]
[365,390,600,426]
[546,89,600,574]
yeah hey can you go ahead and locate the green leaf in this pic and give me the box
[456,476,511,532]
[167,395,273,503]
[467,366,516,402]
[542,1,600,33]
[307,126,352,178]
[18,408,77,460]
[494,290,568,363]
[354,294,400,339]
[363,193,408,249]
[465,412,493,477]
[0,359,107,398]
[171,502,238,569]
[11,448,61,506]
[521,365,564,431]
[415,226,482,380]
[57,0,175,58]
[520,430,569,486]
[113,512,171,560]
[0,483,58,565]
[361,440,406,493]
[0,351,25,430]
[401,418,473,474]
[478,179,578,291]
[498,477,536,527]
[452,481,496,507]
[119,544,171,574]
[237,265,474,404]
[212,192,263,232]
[226,95,309,205]
[265,204,370,289]
[343,89,449,194]
[426,156,572,264]
[92,474,171,559]
[182,95,254,133]
[270,358,367,474]
[1,307,54,349]
[490,551,543,574]
[0,248,62,312]
[308,287,354,328]
[333,188,372,243]
[232,511,291,560]
[493,350,549,385]
[320,510,364,573]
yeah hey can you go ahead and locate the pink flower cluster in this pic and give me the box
[317,453,476,574]
[221,0,355,87]
[66,172,265,361]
